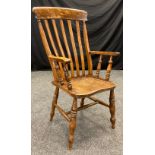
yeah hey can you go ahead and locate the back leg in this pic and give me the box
[50,87,59,121]
[109,89,116,129]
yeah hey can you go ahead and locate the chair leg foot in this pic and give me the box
[50,115,54,121]
[50,87,59,121]
[68,97,77,150]
[68,120,76,150]
[110,118,116,129]
[109,89,116,129]
[50,112,55,121]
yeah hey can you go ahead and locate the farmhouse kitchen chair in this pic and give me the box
[32,7,120,150]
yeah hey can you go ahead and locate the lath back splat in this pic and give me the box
[33,7,92,82]
[33,7,120,150]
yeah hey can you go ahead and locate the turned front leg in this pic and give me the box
[109,89,116,129]
[68,97,77,150]
[50,87,59,121]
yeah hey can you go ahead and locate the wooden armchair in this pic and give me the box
[32,7,120,150]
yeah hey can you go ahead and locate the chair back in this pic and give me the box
[33,7,93,80]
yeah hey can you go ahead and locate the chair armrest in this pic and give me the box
[49,55,72,90]
[90,51,120,56]
[91,51,120,80]
[49,55,71,64]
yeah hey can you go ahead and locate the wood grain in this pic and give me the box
[76,21,85,76]
[109,89,116,129]
[52,76,115,97]
[96,55,103,78]
[68,97,77,150]
[90,51,120,56]
[83,21,93,75]
[67,20,80,77]
[52,19,65,57]
[50,87,59,121]
[33,7,87,21]
[105,56,113,81]
[44,20,65,79]
[60,19,74,77]
[33,7,119,150]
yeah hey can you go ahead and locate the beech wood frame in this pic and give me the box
[33,7,120,150]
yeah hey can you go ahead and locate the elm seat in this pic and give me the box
[53,77,116,97]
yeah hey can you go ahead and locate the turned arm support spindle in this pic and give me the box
[105,56,113,81]
[90,51,120,80]
[63,63,72,90]
[49,56,72,90]
[96,55,103,78]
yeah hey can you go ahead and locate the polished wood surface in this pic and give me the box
[109,89,116,129]
[76,21,85,76]
[68,97,77,150]
[33,7,87,20]
[90,51,120,56]
[67,20,80,77]
[52,76,115,97]
[33,7,119,150]
[50,87,59,121]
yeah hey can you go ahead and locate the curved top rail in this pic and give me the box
[32,7,88,21]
